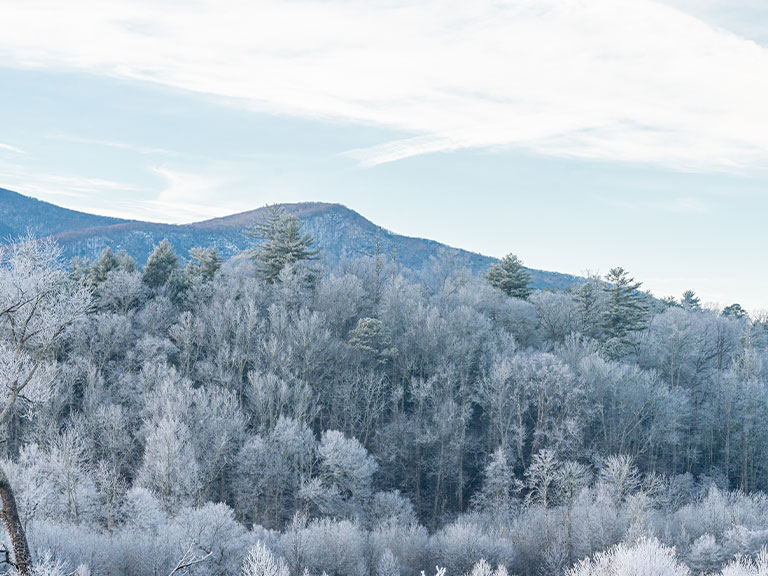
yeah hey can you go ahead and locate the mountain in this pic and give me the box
[0,187,579,290]
[0,187,125,238]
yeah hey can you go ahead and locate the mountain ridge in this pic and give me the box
[0,187,579,290]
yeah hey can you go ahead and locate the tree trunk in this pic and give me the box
[0,465,31,575]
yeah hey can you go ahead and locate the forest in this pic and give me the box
[1,207,768,576]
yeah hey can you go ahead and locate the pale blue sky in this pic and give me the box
[0,0,767,309]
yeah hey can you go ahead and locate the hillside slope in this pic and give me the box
[0,188,579,290]
[0,187,126,238]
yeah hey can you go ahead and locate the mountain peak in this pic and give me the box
[190,201,363,231]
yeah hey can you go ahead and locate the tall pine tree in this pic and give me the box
[245,205,319,283]
[602,267,648,340]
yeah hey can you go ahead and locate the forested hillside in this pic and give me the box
[0,211,765,576]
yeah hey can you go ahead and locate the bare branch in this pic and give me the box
[167,545,212,576]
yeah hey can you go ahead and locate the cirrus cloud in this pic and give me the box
[0,0,766,171]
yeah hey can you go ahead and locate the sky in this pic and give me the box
[0,0,767,309]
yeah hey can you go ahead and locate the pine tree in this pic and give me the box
[349,317,396,364]
[574,272,606,338]
[186,246,222,281]
[602,267,649,341]
[142,239,179,288]
[485,253,532,299]
[722,303,747,320]
[90,246,119,283]
[681,289,701,310]
[245,206,319,284]
[115,249,137,273]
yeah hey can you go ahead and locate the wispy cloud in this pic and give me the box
[656,197,710,214]
[0,0,767,171]
[0,159,251,223]
[344,136,464,167]
[612,195,711,215]
[0,160,146,203]
[47,134,179,156]
[145,166,252,223]
[0,143,24,154]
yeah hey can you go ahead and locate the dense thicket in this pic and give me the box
[1,229,768,576]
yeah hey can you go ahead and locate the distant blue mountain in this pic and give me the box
[0,187,125,238]
[0,187,579,290]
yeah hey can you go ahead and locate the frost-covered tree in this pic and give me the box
[349,318,396,365]
[242,542,289,576]
[556,460,591,564]
[602,267,649,342]
[142,239,179,289]
[0,236,91,574]
[137,415,197,512]
[599,455,641,509]
[472,447,516,530]
[484,254,532,300]
[567,538,690,576]
[525,449,560,508]
[234,417,314,528]
[681,290,701,310]
[531,291,579,343]
[302,430,377,519]
[245,206,319,284]
[96,270,144,314]
[186,246,222,282]
[468,559,508,576]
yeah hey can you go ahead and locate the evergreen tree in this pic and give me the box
[602,267,649,340]
[245,206,319,284]
[722,303,748,320]
[661,296,680,309]
[114,249,137,273]
[681,290,701,310]
[574,272,606,338]
[186,246,222,281]
[348,317,396,365]
[485,253,532,299]
[142,239,179,288]
[91,246,119,283]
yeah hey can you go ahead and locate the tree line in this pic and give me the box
[0,206,766,575]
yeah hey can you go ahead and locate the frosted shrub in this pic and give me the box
[370,491,417,528]
[371,520,430,576]
[432,520,514,576]
[376,549,401,576]
[468,558,509,576]
[567,538,689,576]
[28,521,166,576]
[687,533,725,573]
[7,552,86,576]
[279,518,367,576]
[720,547,768,576]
